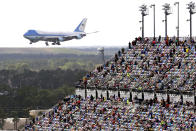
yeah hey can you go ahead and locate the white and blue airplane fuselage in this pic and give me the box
[24,18,87,46]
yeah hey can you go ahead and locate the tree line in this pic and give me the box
[0,54,106,71]
[0,68,88,119]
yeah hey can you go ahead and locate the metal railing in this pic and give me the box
[146,36,196,41]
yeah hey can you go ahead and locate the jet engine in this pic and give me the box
[58,37,64,42]
[75,34,83,39]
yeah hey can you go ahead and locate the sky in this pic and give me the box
[0,0,195,47]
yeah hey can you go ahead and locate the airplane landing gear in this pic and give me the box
[30,42,32,44]
[56,42,61,45]
[45,42,49,46]
[52,42,56,45]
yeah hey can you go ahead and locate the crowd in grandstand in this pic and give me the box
[80,36,196,92]
[25,37,196,130]
[25,95,195,130]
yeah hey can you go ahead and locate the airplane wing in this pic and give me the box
[44,35,78,42]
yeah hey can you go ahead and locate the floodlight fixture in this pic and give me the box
[139,4,149,40]
[187,1,196,39]
[162,3,172,38]
[174,2,180,39]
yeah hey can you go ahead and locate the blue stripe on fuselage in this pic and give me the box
[24,30,68,37]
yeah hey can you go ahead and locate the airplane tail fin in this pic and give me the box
[74,18,87,32]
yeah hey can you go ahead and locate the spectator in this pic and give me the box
[26,95,195,130]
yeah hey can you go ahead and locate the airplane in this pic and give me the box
[23,18,97,46]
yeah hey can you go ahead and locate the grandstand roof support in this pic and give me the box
[107,89,109,100]
[96,88,98,99]
[129,90,132,102]
[154,91,157,101]
[84,84,87,99]
[118,87,120,98]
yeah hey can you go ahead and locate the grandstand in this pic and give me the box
[25,95,195,130]
[77,37,196,95]
[25,36,196,130]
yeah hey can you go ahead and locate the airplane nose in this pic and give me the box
[23,31,30,38]
[23,33,28,39]
[23,32,27,37]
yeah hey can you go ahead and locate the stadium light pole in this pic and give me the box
[162,3,172,38]
[139,4,148,40]
[194,87,195,109]
[174,2,179,39]
[150,4,155,40]
[187,1,196,40]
